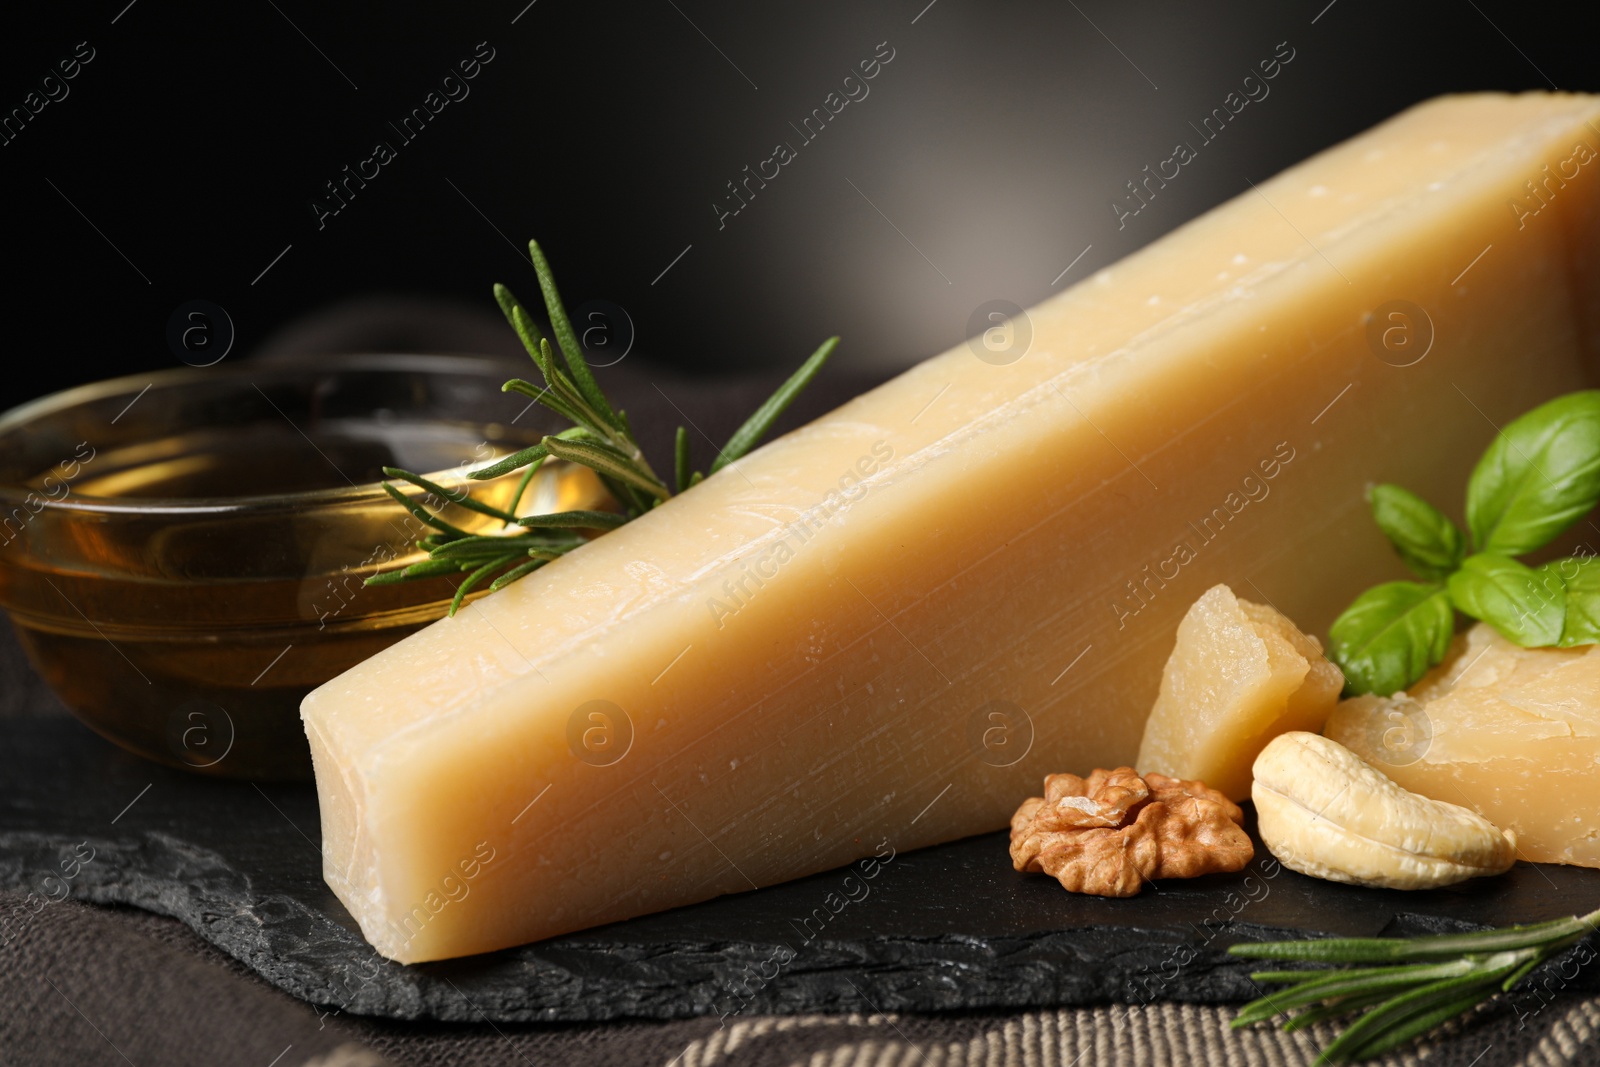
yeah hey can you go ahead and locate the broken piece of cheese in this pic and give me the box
[304,93,1600,961]
[1136,584,1343,801]
[1327,622,1600,867]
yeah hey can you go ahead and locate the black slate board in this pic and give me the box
[5,713,1600,1023]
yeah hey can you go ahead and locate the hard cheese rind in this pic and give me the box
[304,93,1600,962]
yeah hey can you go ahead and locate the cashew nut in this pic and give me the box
[1252,732,1515,889]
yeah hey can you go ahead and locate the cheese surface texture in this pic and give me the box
[304,93,1600,961]
[1326,622,1600,867]
[1136,584,1343,801]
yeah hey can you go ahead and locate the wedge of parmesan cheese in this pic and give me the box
[304,93,1600,961]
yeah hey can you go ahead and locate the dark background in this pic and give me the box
[0,0,1588,410]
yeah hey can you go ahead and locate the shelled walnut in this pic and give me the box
[1009,767,1254,897]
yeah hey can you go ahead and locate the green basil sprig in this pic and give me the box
[1445,553,1564,647]
[1367,484,1464,580]
[1330,390,1600,695]
[1466,390,1600,554]
[1327,582,1454,700]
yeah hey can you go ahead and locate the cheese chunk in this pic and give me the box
[304,93,1600,961]
[1326,623,1600,866]
[1136,584,1343,801]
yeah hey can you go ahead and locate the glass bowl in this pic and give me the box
[0,355,606,781]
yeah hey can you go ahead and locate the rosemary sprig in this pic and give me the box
[366,238,839,614]
[1230,908,1600,1062]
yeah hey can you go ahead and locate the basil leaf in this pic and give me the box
[1367,484,1466,580]
[1447,553,1565,646]
[1465,390,1600,555]
[1328,581,1455,696]
[1543,555,1600,647]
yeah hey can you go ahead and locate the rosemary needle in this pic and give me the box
[367,238,838,614]
[1230,907,1600,1063]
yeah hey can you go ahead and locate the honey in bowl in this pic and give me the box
[0,356,607,781]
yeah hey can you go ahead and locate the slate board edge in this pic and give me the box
[8,828,1598,1024]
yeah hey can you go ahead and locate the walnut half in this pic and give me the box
[1008,767,1254,897]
